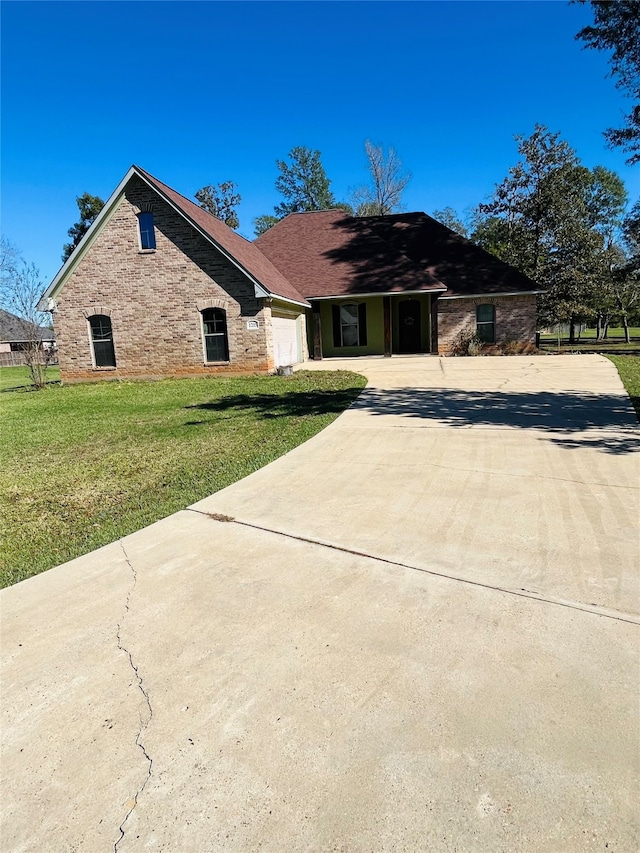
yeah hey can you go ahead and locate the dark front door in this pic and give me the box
[398,299,421,353]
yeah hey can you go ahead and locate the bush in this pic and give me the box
[448,328,483,356]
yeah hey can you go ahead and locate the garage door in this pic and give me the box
[272,315,300,368]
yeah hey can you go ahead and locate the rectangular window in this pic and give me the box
[476,304,496,343]
[340,304,359,346]
[138,212,156,250]
[332,303,367,347]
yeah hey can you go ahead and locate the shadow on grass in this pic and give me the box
[0,380,61,394]
[188,386,639,454]
[184,387,364,423]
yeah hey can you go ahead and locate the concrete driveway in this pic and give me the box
[2,355,639,852]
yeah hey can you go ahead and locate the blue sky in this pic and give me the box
[2,0,638,285]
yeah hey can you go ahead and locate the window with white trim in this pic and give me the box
[202,308,229,362]
[332,303,367,347]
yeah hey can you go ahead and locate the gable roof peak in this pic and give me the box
[39,165,309,310]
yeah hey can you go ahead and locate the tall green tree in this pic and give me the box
[612,201,640,341]
[195,181,241,230]
[477,126,629,341]
[274,146,336,217]
[254,147,338,236]
[478,125,579,278]
[575,0,640,164]
[62,193,105,262]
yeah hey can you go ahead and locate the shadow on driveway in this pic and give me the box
[186,387,639,455]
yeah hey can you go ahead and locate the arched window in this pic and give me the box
[476,304,495,343]
[202,308,229,362]
[137,212,156,250]
[88,314,116,367]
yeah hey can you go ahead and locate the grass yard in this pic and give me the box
[0,369,366,587]
[539,327,640,354]
[607,355,640,421]
[0,364,60,392]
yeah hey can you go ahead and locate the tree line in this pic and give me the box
[434,126,638,342]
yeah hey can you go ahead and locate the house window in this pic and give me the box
[89,314,116,367]
[332,303,367,347]
[137,212,156,250]
[476,304,495,343]
[202,308,229,362]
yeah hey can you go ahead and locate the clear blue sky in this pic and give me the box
[2,0,638,285]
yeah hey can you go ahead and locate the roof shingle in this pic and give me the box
[256,210,538,299]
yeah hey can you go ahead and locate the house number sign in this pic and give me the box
[246,320,259,330]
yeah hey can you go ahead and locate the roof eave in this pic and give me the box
[307,287,447,300]
[439,289,544,300]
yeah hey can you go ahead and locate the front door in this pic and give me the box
[398,299,421,353]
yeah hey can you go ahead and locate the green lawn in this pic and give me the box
[539,328,640,354]
[0,370,366,587]
[607,355,640,422]
[0,364,60,392]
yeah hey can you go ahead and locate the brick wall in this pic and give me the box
[437,294,538,354]
[53,176,277,382]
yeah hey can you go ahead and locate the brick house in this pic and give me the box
[39,166,541,382]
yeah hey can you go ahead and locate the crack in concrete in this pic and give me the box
[114,542,153,853]
[188,508,640,626]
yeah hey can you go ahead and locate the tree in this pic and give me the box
[253,215,281,237]
[612,200,640,341]
[274,146,336,217]
[0,238,55,389]
[432,207,468,237]
[478,125,629,341]
[253,146,338,236]
[479,125,580,278]
[62,193,105,262]
[575,1,640,164]
[195,181,241,229]
[351,141,411,216]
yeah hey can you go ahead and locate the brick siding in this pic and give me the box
[437,294,538,354]
[53,177,278,382]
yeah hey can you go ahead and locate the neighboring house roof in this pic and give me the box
[39,165,309,310]
[0,309,55,343]
[255,210,447,298]
[256,210,539,300]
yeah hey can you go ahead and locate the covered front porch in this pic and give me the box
[308,292,440,359]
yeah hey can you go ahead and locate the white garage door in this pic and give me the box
[272,315,300,368]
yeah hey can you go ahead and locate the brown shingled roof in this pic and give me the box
[135,167,309,307]
[255,210,446,298]
[256,210,538,299]
[359,212,538,297]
